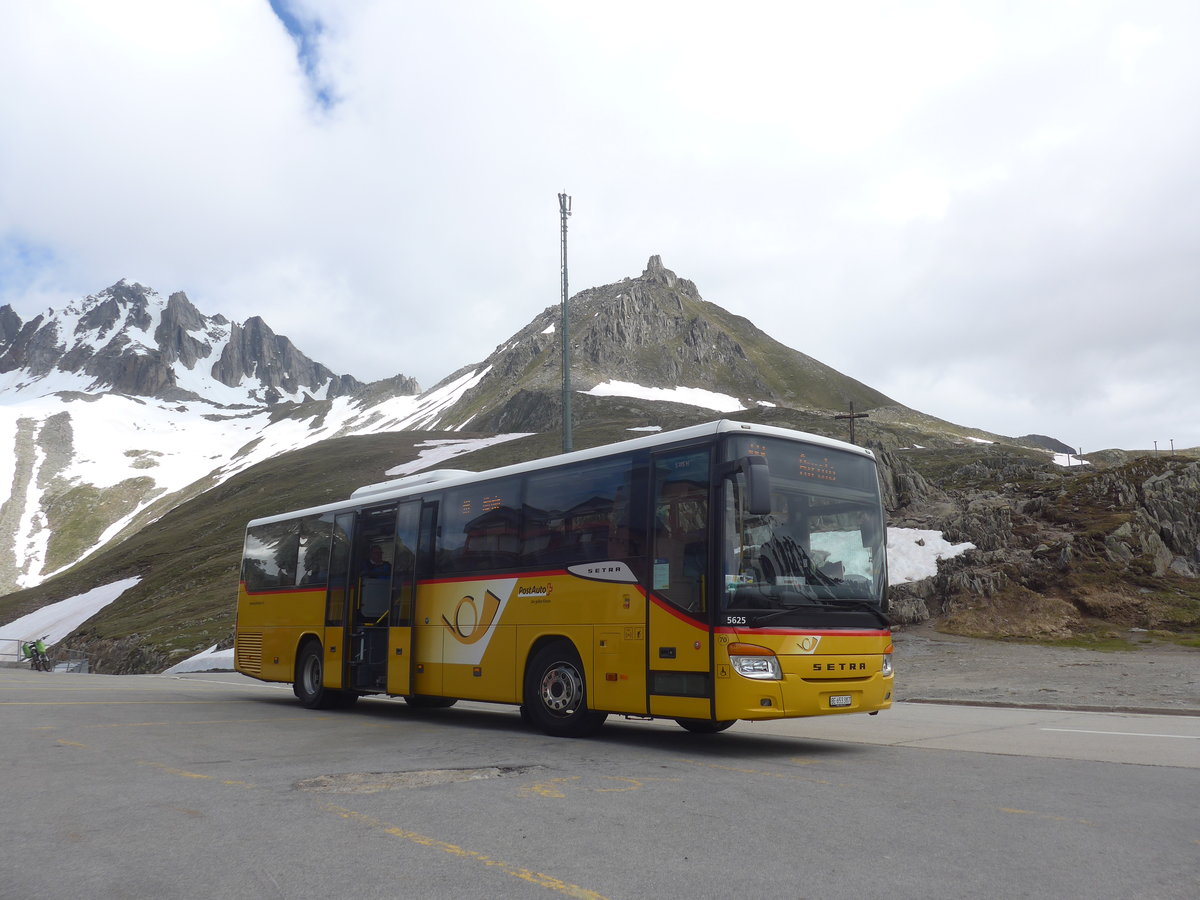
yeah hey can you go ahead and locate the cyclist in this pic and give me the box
[21,638,50,672]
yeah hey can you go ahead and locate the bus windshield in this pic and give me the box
[720,437,888,628]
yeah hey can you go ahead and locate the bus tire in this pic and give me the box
[294,640,353,710]
[403,695,458,709]
[675,718,736,734]
[523,640,607,738]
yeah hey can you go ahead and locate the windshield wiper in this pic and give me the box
[819,599,892,629]
[749,605,806,625]
[747,597,891,629]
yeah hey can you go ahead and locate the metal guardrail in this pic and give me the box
[0,637,90,673]
[54,649,90,673]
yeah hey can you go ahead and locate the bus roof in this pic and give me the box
[245,419,876,528]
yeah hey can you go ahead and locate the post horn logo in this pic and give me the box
[795,636,821,654]
[442,590,502,645]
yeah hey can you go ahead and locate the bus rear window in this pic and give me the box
[243,514,332,591]
[243,521,300,591]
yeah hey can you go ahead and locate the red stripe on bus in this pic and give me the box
[417,569,569,586]
[714,625,890,637]
[647,593,706,626]
[240,582,328,597]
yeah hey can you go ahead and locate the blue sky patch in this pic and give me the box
[267,0,335,109]
[0,237,58,296]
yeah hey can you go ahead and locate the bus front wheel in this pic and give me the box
[523,641,607,738]
[294,641,357,710]
[675,718,736,734]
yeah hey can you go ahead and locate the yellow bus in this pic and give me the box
[235,420,893,736]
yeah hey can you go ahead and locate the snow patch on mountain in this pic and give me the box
[887,528,975,582]
[0,576,141,656]
[584,380,748,412]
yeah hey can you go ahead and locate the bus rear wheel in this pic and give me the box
[524,641,607,738]
[675,718,736,734]
[294,641,357,710]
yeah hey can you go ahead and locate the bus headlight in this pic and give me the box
[881,653,894,677]
[728,643,782,681]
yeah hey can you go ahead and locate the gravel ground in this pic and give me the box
[893,623,1200,715]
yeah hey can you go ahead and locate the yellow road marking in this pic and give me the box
[523,776,575,799]
[133,760,256,789]
[137,761,212,779]
[56,739,89,748]
[522,774,680,798]
[593,776,649,793]
[999,808,1095,826]
[323,804,610,900]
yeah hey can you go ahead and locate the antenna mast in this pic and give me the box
[559,192,573,453]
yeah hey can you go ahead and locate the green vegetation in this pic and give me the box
[1023,632,1139,652]
[0,424,680,671]
[1,432,438,669]
[42,477,159,574]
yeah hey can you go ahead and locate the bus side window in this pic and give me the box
[653,450,711,612]
[521,458,635,569]
[391,501,421,626]
[438,481,522,574]
[326,513,354,627]
[297,514,332,587]
[243,520,300,592]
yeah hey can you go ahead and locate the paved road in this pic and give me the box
[2,669,1197,899]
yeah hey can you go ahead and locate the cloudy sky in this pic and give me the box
[2,1,1197,452]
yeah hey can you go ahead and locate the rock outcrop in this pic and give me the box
[211,315,362,402]
[428,255,901,432]
[0,280,367,404]
[888,450,1200,638]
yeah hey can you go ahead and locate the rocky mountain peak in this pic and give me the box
[210,315,365,404]
[0,304,22,345]
[642,253,678,288]
[155,291,211,369]
[419,255,899,432]
[0,280,371,406]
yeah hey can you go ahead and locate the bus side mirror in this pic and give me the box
[744,456,772,516]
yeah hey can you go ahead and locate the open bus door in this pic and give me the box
[647,447,715,720]
[329,501,421,695]
[385,500,422,697]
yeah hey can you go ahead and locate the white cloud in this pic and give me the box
[3,1,1200,451]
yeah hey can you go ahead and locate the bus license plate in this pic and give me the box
[829,694,852,708]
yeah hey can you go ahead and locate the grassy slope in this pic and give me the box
[0,418,708,669]
[1,432,439,666]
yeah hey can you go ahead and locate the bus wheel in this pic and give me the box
[294,641,353,710]
[675,718,736,734]
[403,695,458,709]
[524,641,607,738]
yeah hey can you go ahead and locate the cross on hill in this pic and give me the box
[835,402,869,445]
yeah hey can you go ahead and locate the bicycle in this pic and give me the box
[20,637,51,672]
